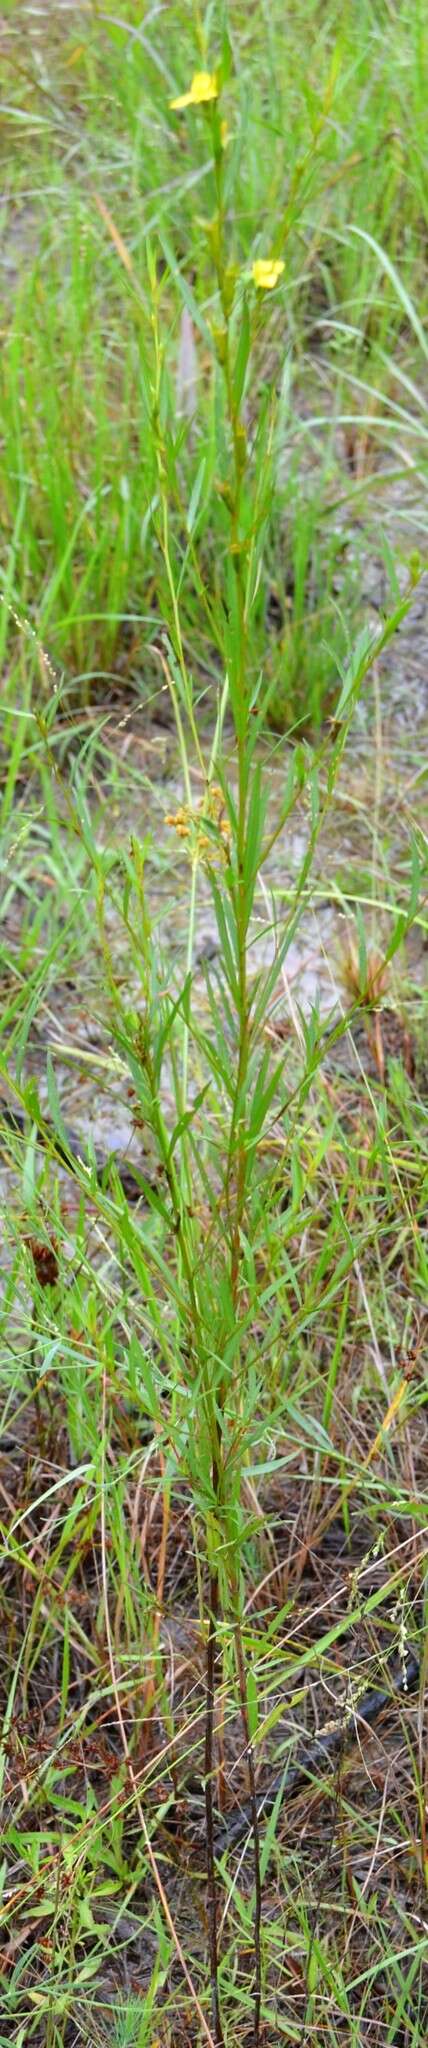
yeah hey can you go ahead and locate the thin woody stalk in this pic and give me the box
[235,1618,262,2046]
[205,1564,224,2048]
[210,100,263,2039]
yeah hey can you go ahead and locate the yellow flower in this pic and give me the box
[170,70,218,111]
[252,258,285,292]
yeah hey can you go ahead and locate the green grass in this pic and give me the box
[1,0,428,707]
[0,4,428,2045]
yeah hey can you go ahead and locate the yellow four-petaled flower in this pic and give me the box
[170,70,218,110]
[252,259,285,291]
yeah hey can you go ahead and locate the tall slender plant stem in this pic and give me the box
[235,1617,262,2047]
[205,1564,224,2048]
[209,102,263,2038]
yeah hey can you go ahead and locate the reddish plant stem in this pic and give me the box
[204,1565,224,2048]
[235,1620,262,2047]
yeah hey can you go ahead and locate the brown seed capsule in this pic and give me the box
[25,1236,59,1288]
